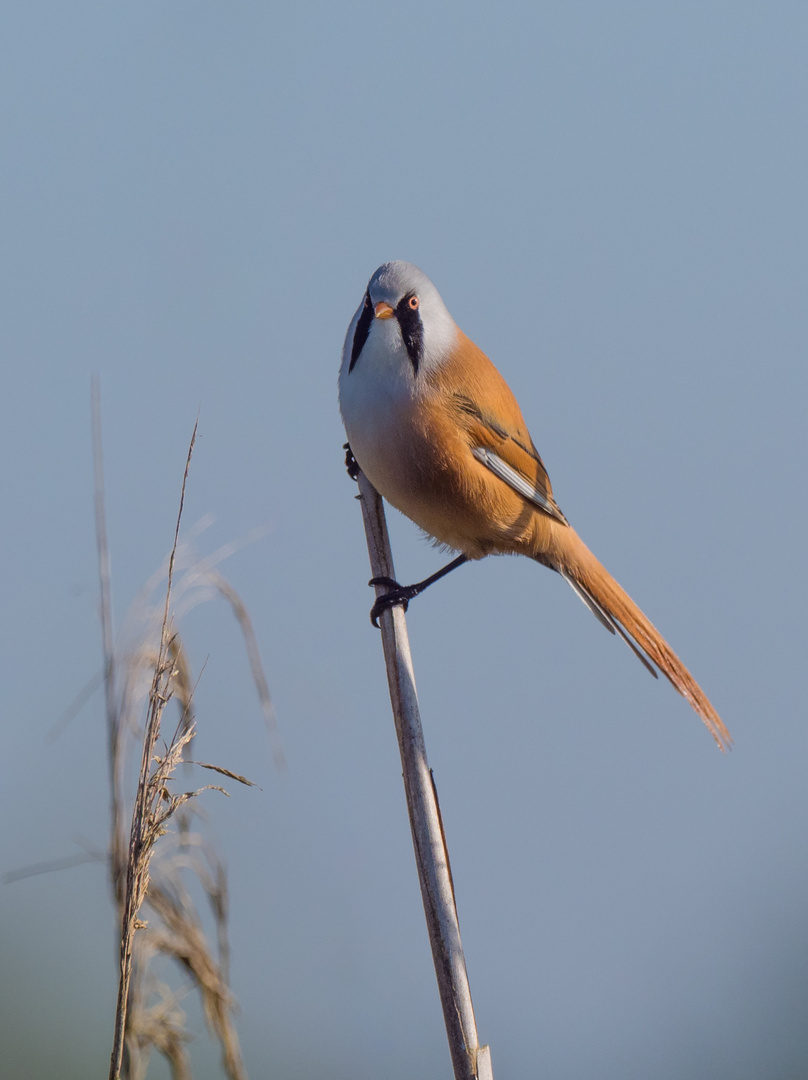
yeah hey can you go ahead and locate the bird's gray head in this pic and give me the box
[341,261,457,381]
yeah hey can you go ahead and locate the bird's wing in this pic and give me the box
[452,394,569,525]
[471,446,567,523]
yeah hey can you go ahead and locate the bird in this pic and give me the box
[338,260,731,751]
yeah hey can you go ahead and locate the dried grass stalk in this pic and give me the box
[90,393,273,1080]
[109,421,199,1080]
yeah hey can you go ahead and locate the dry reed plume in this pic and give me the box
[91,381,278,1080]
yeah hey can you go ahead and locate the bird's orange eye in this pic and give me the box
[408,296,419,310]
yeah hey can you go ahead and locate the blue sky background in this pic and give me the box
[1,3,806,1077]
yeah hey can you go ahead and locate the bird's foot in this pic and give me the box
[368,577,421,628]
[344,443,360,481]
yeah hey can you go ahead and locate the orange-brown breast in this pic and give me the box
[373,331,570,560]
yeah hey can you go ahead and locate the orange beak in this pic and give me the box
[374,301,395,320]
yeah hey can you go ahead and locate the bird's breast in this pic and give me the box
[342,380,527,557]
[339,327,564,558]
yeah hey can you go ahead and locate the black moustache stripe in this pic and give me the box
[395,293,424,373]
[348,289,373,372]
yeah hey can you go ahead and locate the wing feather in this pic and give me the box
[471,446,568,524]
[451,393,568,525]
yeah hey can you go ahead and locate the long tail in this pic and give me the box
[542,531,732,752]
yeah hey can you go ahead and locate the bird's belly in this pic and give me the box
[347,404,534,559]
[348,423,450,538]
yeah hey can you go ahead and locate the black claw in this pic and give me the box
[364,554,470,628]
[368,578,414,628]
[343,442,360,481]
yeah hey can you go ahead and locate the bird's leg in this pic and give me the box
[369,555,470,628]
[343,442,360,481]
[343,440,468,624]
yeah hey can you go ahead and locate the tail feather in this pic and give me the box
[550,535,732,752]
[561,570,659,680]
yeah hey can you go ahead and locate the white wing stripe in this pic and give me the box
[471,446,559,518]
